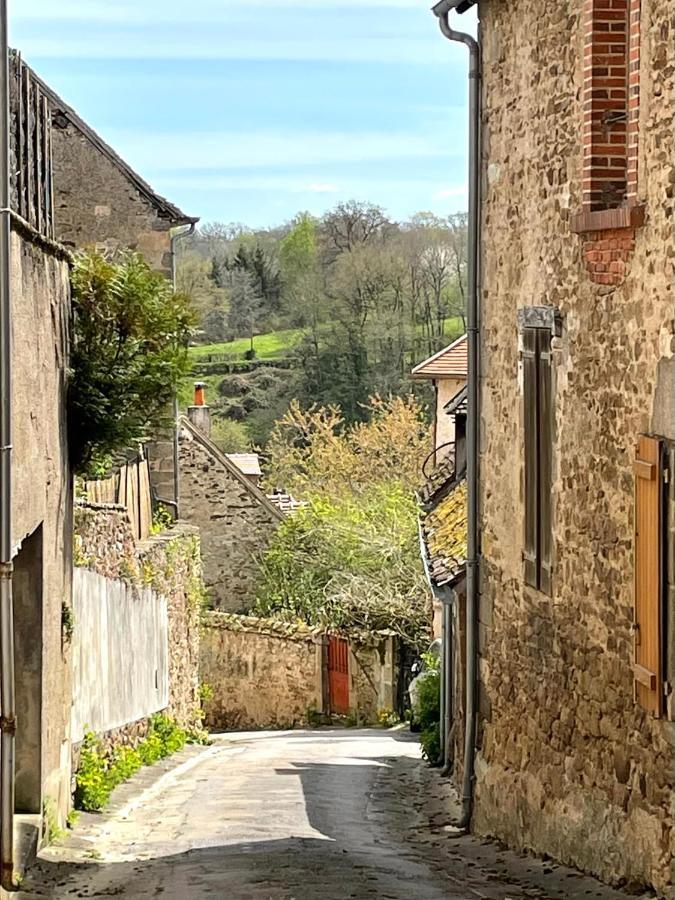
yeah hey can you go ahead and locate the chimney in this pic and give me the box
[187,381,211,437]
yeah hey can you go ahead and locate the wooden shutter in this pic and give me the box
[537,330,553,595]
[523,328,539,588]
[633,435,663,717]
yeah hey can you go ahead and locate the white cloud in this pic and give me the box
[104,129,453,173]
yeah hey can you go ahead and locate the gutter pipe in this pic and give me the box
[431,0,481,829]
[169,223,196,520]
[0,1,15,887]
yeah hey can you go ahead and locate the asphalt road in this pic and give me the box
[16,729,649,900]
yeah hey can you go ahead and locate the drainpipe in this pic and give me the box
[0,0,16,888]
[169,223,196,519]
[432,0,481,829]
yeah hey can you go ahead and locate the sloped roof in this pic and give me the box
[420,479,467,588]
[410,333,467,380]
[444,384,468,417]
[179,417,284,522]
[227,453,262,478]
[21,55,197,226]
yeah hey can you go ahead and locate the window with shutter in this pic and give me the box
[522,326,553,595]
[633,434,664,717]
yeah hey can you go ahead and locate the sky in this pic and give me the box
[10,1,471,229]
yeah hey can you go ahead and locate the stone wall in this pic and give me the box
[200,613,325,729]
[74,504,202,735]
[177,419,283,612]
[474,0,673,895]
[201,613,398,729]
[49,118,178,277]
[10,225,73,824]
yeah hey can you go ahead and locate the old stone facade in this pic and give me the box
[470,1,674,895]
[18,58,196,277]
[10,225,73,828]
[176,418,284,612]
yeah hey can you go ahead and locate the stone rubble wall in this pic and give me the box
[50,122,175,277]
[200,612,398,729]
[73,504,203,745]
[474,0,674,895]
[177,422,283,612]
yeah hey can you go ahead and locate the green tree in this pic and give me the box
[68,251,194,474]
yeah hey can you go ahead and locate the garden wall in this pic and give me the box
[73,503,203,750]
[200,612,397,729]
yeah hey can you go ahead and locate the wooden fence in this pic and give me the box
[82,456,153,542]
[10,52,55,239]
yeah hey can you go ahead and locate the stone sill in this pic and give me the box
[570,205,645,234]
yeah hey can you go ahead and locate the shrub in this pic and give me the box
[418,654,441,765]
[211,418,250,453]
[68,250,195,475]
[74,715,190,813]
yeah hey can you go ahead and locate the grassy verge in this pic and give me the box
[75,714,208,813]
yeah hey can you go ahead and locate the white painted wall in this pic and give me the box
[71,569,169,741]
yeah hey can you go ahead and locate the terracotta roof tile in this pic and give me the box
[410,334,468,380]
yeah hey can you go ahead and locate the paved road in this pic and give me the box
[17,729,647,900]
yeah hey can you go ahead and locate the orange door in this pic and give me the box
[328,637,350,715]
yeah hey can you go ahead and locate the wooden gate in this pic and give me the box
[328,637,350,715]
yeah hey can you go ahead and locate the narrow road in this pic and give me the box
[18,729,648,900]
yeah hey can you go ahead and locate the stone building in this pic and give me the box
[440,1,674,895]
[9,55,73,869]
[157,395,285,612]
[411,333,467,464]
[12,52,197,277]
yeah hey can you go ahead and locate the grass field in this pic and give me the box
[191,328,303,360]
[190,317,464,363]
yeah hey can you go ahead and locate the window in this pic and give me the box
[633,435,664,718]
[522,327,553,594]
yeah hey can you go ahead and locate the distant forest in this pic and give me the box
[177,201,467,448]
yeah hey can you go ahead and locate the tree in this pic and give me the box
[321,200,392,257]
[68,251,194,474]
[227,269,263,354]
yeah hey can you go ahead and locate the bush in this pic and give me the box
[74,715,189,812]
[418,654,441,765]
[255,484,430,648]
[210,418,250,454]
[68,250,195,475]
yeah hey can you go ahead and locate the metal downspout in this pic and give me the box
[170,223,196,519]
[0,1,15,887]
[432,0,481,829]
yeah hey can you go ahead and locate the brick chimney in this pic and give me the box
[187,381,211,437]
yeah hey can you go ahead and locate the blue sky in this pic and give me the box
[10,1,470,228]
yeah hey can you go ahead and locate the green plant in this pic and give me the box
[198,683,214,704]
[151,504,174,535]
[68,250,195,475]
[306,707,324,727]
[42,798,65,844]
[74,716,190,813]
[377,707,400,727]
[66,809,80,829]
[61,603,75,644]
[418,655,441,765]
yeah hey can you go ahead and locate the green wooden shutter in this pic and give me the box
[537,329,553,595]
[523,328,539,588]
